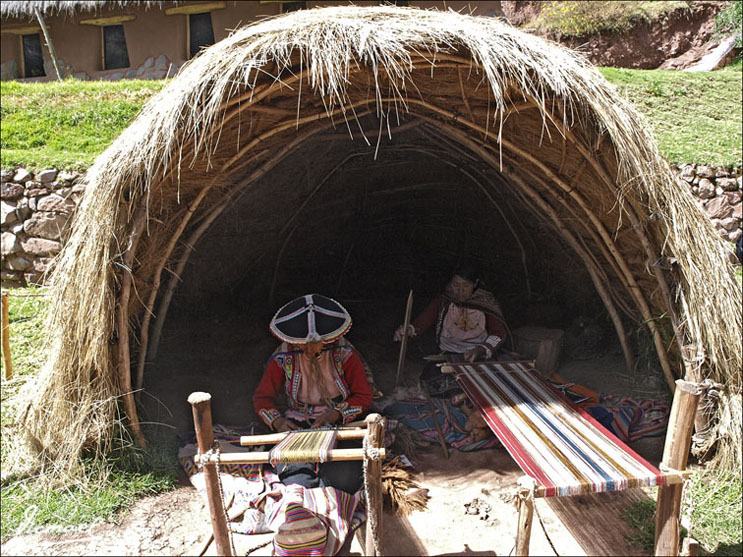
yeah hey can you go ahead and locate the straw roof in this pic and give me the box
[19,5,741,475]
[0,1,168,19]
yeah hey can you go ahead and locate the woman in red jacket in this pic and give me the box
[253,294,372,493]
[394,263,508,396]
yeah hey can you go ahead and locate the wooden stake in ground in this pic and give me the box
[655,379,701,557]
[188,392,233,557]
[365,413,385,556]
[395,289,413,386]
[514,476,537,556]
[1,291,12,379]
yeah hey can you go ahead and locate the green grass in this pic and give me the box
[0,78,166,171]
[1,66,742,171]
[623,470,743,555]
[599,67,742,166]
[0,287,179,543]
[526,1,691,38]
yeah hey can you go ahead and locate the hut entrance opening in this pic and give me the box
[139,113,661,431]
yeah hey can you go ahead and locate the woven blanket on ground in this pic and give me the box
[452,362,665,497]
[383,397,502,451]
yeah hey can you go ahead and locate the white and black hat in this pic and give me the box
[269,294,352,344]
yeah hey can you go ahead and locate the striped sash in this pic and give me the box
[269,429,339,466]
[453,362,665,497]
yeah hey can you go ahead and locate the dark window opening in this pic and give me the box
[103,25,130,69]
[280,2,307,13]
[189,12,215,58]
[22,34,46,78]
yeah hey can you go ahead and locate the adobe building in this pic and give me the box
[1,1,504,81]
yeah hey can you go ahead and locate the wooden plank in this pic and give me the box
[165,2,226,15]
[79,15,136,26]
[365,414,385,556]
[1,26,43,35]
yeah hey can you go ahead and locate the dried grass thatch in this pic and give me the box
[0,1,167,19]
[17,5,741,478]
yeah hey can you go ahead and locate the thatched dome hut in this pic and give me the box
[23,5,741,473]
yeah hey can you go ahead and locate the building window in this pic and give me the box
[22,33,46,78]
[189,12,215,58]
[280,2,307,13]
[103,25,130,69]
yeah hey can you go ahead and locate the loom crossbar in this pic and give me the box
[197,447,385,464]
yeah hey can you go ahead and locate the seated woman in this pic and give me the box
[394,263,508,396]
[253,293,372,494]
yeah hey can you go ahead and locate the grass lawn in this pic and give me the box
[0,79,165,171]
[1,64,741,172]
[599,67,742,166]
[0,288,178,543]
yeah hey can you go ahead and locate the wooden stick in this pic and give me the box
[395,289,414,387]
[116,207,148,448]
[240,427,367,446]
[188,392,232,557]
[1,292,12,380]
[197,446,386,465]
[34,7,63,81]
[422,384,449,459]
[655,380,701,557]
[199,493,235,557]
[515,476,537,556]
[365,413,385,557]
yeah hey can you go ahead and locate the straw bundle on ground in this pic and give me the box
[16,5,741,478]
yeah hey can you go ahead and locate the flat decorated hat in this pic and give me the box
[270,294,352,344]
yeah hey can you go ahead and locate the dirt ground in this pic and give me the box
[2,305,668,556]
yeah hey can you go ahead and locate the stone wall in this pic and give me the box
[1,164,741,287]
[1,168,82,287]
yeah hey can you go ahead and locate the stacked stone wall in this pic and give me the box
[1,164,741,287]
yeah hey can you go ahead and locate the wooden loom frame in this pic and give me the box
[188,392,386,556]
[442,365,699,557]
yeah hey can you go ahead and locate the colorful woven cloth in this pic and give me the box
[453,362,665,497]
[268,429,339,466]
[383,396,502,451]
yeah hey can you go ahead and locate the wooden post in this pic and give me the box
[365,413,385,556]
[515,476,536,556]
[1,292,12,380]
[395,289,413,386]
[33,7,63,81]
[188,392,232,557]
[655,380,701,557]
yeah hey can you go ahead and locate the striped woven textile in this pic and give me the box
[269,429,338,466]
[453,362,665,497]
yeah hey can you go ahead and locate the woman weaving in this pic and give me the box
[394,263,508,396]
[253,294,373,494]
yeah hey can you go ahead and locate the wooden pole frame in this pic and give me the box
[33,7,63,81]
[188,392,385,556]
[188,392,233,557]
[655,379,701,557]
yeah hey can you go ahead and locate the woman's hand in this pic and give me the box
[272,417,300,432]
[464,345,487,362]
[393,324,416,342]
[311,409,341,428]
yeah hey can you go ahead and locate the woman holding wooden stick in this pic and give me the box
[394,262,508,397]
[253,294,373,494]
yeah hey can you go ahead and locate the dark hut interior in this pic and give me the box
[139,112,666,435]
